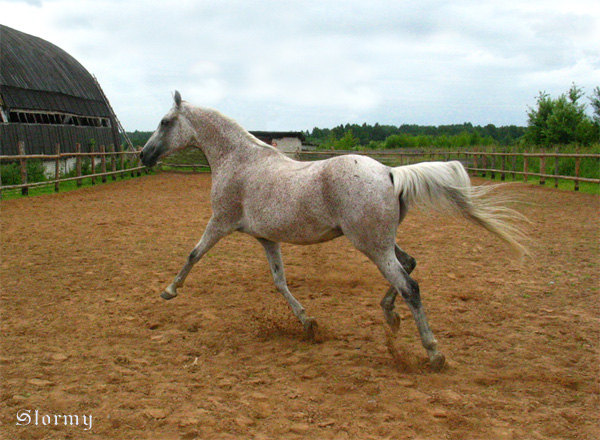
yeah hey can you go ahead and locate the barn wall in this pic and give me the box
[1,123,117,155]
[273,137,302,153]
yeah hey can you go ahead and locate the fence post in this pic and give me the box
[54,143,60,192]
[490,149,495,179]
[511,153,517,180]
[131,151,135,178]
[90,143,96,185]
[136,149,142,177]
[539,156,546,185]
[574,157,581,191]
[18,141,28,196]
[554,147,559,188]
[500,151,506,181]
[111,144,117,181]
[76,143,82,187]
[100,145,107,183]
[483,152,488,177]
[120,144,126,178]
[523,155,529,183]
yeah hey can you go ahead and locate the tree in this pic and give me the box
[333,130,359,150]
[525,91,554,145]
[590,86,600,125]
[525,84,598,146]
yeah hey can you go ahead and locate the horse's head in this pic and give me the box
[140,91,197,167]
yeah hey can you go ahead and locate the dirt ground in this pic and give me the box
[1,172,598,440]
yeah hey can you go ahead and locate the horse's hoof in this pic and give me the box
[429,353,446,372]
[160,290,177,300]
[303,317,318,341]
[386,311,401,334]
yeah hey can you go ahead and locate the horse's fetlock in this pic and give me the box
[424,341,437,351]
[380,296,394,311]
[188,249,200,262]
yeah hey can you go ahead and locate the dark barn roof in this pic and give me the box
[0,25,120,155]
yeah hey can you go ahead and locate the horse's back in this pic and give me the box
[233,154,399,245]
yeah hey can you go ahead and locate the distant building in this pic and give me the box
[0,25,121,172]
[251,131,305,153]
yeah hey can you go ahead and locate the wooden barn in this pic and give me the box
[0,25,122,158]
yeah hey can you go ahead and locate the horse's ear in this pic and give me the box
[173,90,182,108]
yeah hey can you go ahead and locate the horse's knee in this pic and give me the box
[400,276,422,309]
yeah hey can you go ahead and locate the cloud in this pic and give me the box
[2,0,42,6]
[1,0,599,130]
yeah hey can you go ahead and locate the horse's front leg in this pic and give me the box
[257,238,317,339]
[161,217,231,300]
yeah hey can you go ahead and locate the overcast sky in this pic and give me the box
[2,0,600,131]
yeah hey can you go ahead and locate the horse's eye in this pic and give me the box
[161,118,169,127]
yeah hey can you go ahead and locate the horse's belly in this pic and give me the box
[279,226,343,245]
[240,214,342,245]
[257,228,343,245]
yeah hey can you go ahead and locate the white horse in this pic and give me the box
[140,92,526,370]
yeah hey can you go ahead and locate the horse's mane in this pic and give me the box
[200,106,280,154]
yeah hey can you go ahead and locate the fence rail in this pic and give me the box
[3,145,598,197]
[160,149,600,192]
[0,141,145,197]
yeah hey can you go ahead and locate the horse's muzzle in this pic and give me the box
[140,146,159,167]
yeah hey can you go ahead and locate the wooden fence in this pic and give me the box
[0,141,145,197]
[2,145,598,197]
[160,149,600,192]
[296,150,600,191]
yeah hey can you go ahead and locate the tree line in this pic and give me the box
[306,123,525,149]
[125,84,600,150]
[308,85,599,150]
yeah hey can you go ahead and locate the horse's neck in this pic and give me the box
[191,108,280,172]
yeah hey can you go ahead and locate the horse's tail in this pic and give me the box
[389,160,529,257]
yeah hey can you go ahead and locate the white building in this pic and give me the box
[250,131,305,154]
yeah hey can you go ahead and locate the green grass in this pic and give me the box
[0,169,153,200]
[475,170,600,194]
[157,147,210,173]
[162,147,208,166]
[3,144,597,199]
[159,165,210,173]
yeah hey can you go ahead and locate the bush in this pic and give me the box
[526,84,599,146]
[0,160,46,185]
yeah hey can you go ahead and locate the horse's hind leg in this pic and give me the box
[161,217,231,300]
[375,250,445,371]
[381,244,416,333]
[257,238,317,339]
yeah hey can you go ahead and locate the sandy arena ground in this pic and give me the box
[1,172,598,439]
